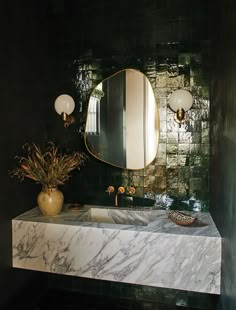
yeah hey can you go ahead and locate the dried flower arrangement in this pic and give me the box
[9,142,88,190]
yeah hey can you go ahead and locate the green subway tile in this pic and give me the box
[156,177,167,191]
[155,165,166,177]
[201,121,209,129]
[190,166,202,177]
[178,132,191,144]
[178,167,190,180]
[167,117,180,133]
[159,132,167,142]
[190,144,201,154]
[201,144,210,155]
[189,155,202,166]
[155,74,167,88]
[144,165,155,176]
[166,75,184,88]
[167,144,178,154]
[167,177,178,188]
[201,128,210,144]
[201,110,209,121]
[167,188,180,197]
[190,132,201,143]
[158,97,167,108]
[160,120,167,132]
[201,155,210,167]
[193,120,202,132]
[178,144,190,155]
[190,178,202,190]
[201,98,210,109]
[178,155,188,166]
[166,167,178,178]
[167,132,178,144]
[158,107,167,122]
[190,109,202,121]
[178,183,189,197]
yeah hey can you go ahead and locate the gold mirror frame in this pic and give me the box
[84,68,160,170]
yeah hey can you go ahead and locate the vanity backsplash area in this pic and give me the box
[68,44,210,212]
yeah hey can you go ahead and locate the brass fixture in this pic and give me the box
[175,108,185,125]
[61,112,75,128]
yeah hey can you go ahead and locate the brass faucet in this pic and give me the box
[105,185,135,207]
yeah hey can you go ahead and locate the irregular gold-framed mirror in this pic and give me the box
[84,68,160,170]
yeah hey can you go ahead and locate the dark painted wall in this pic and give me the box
[210,1,236,310]
[61,0,209,57]
[0,1,66,308]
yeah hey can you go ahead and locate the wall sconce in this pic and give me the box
[54,94,75,128]
[169,89,193,126]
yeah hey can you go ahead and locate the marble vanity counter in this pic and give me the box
[12,205,221,294]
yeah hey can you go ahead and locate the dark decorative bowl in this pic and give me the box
[168,210,197,226]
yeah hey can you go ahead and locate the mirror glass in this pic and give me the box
[84,69,160,170]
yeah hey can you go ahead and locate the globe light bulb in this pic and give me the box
[169,89,193,127]
[54,94,75,115]
[169,89,193,112]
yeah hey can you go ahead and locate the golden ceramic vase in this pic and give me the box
[37,187,64,216]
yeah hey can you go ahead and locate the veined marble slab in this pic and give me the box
[12,205,221,294]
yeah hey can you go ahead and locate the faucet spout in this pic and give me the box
[115,193,118,207]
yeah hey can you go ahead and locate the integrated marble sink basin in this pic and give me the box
[78,207,155,226]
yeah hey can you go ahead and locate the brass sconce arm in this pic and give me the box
[61,112,75,128]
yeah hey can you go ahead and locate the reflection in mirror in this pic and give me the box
[84,69,160,170]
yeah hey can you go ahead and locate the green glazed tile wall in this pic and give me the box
[70,46,209,211]
[142,60,210,211]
